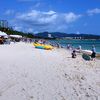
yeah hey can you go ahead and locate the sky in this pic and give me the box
[0,0,100,35]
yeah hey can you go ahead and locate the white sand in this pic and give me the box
[0,42,100,100]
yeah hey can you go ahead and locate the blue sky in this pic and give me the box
[0,0,100,35]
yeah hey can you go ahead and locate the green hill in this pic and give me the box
[0,27,34,38]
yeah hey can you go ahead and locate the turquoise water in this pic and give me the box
[50,39,100,53]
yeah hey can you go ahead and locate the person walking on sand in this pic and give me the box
[91,45,96,61]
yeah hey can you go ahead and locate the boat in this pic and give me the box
[81,50,100,57]
[33,43,53,50]
[81,50,92,55]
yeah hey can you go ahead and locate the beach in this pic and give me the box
[0,42,100,100]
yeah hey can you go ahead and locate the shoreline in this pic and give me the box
[49,39,100,53]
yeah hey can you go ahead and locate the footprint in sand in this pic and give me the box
[0,80,16,96]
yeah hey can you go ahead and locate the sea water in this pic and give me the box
[50,39,100,53]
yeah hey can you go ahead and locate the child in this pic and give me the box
[72,50,77,58]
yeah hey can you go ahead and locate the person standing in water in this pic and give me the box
[78,45,82,50]
[77,45,82,53]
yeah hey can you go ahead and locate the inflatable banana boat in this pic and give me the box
[33,43,53,50]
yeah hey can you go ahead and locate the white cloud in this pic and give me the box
[16,10,58,25]
[65,12,81,23]
[14,10,81,32]
[44,11,56,15]
[87,8,100,15]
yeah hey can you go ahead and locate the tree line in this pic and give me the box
[0,27,34,38]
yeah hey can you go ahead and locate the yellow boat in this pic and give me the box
[33,43,53,50]
[33,43,43,47]
[44,45,53,50]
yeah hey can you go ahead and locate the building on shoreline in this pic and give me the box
[0,20,8,28]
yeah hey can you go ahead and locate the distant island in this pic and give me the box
[0,27,100,40]
[34,32,100,40]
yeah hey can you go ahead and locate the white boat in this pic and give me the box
[81,50,100,57]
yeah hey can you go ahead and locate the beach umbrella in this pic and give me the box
[0,31,7,36]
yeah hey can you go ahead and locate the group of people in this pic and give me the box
[71,44,96,61]
[34,39,47,44]
[0,36,11,44]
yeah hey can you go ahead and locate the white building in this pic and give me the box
[0,20,8,28]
